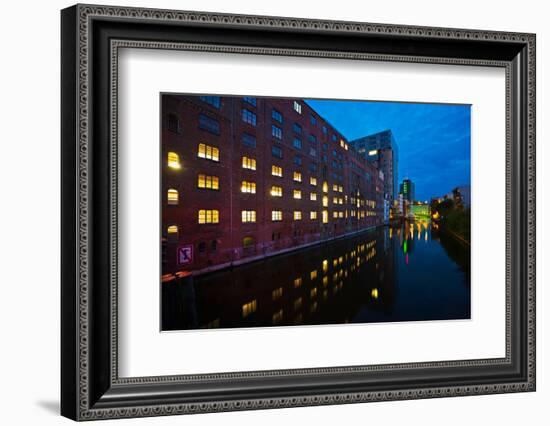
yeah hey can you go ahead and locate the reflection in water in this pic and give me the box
[162,222,471,331]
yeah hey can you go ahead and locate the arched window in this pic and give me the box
[166,225,178,242]
[167,188,178,205]
[167,152,180,169]
[167,113,180,133]
[243,236,255,248]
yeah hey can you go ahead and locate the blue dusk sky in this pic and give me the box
[305,99,471,202]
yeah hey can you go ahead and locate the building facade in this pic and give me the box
[162,95,384,278]
[399,178,416,202]
[349,129,398,201]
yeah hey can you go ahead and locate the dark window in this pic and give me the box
[294,155,302,166]
[198,241,206,253]
[211,240,218,251]
[199,96,221,109]
[199,114,220,135]
[309,162,317,172]
[323,143,328,151]
[309,147,317,157]
[243,96,257,106]
[308,134,317,144]
[331,134,337,142]
[293,138,302,150]
[322,125,328,135]
[167,113,180,133]
[242,133,257,148]
[272,145,283,159]
[292,123,302,135]
[272,109,283,123]
[242,109,257,126]
[310,114,317,125]
[272,125,282,140]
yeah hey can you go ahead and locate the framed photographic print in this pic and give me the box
[61,4,536,421]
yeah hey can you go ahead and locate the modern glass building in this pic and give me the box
[399,179,415,202]
[350,130,398,202]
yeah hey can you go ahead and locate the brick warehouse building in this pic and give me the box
[162,95,384,279]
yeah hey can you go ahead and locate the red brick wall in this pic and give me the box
[161,95,384,277]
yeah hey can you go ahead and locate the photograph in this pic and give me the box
[160,94,472,331]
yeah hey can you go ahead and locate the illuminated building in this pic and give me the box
[410,203,431,220]
[399,178,415,202]
[162,95,384,276]
[349,129,398,202]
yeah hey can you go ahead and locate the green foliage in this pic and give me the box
[444,208,470,242]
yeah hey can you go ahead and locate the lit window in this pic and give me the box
[310,211,318,220]
[242,300,257,317]
[310,288,318,298]
[310,192,317,201]
[310,177,317,186]
[272,309,284,324]
[322,182,328,193]
[333,197,338,204]
[198,143,219,162]
[270,186,283,197]
[339,211,344,218]
[241,181,256,194]
[241,210,256,223]
[242,156,256,170]
[198,209,219,224]
[293,171,302,182]
[272,287,283,301]
[197,174,219,190]
[271,165,283,177]
[322,210,329,223]
[322,259,328,273]
[167,188,179,205]
[293,190,302,200]
[167,225,178,235]
[167,152,181,169]
[293,101,302,114]
[294,277,302,288]
[339,185,343,193]
[294,211,302,220]
[294,297,303,311]
[272,210,283,221]
[369,149,378,156]
[333,211,338,218]
[333,184,338,191]
[322,196,328,207]
[310,270,318,280]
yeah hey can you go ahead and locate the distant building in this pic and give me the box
[410,203,431,219]
[350,130,398,202]
[454,185,471,209]
[399,179,415,202]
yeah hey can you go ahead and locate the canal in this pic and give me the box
[162,222,471,331]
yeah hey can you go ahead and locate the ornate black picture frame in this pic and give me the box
[61,4,536,421]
